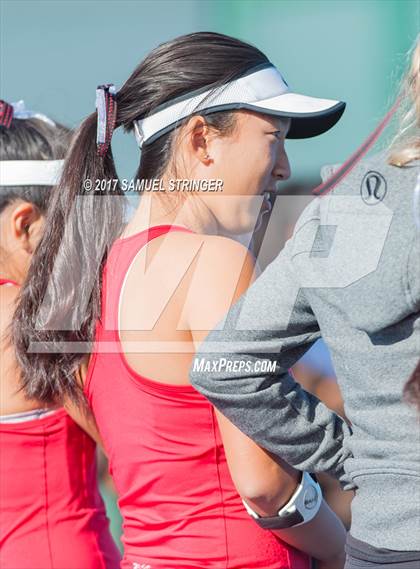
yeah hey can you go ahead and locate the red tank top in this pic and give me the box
[0,278,18,286]
[0,279,121,569]
[84,225,310,569]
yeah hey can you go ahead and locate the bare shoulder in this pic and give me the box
[151,230,255,270]
[195,233,254,259]
[198,235,257,294]
[128,230,256,284]
[120,230,257,337]
[170,233,257,334]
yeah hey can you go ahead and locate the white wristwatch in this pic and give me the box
[241,472,322,529]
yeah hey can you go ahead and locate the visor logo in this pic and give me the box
[360,171,387,205]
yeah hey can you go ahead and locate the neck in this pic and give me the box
[0,257,21,285]
[123,178,220,238]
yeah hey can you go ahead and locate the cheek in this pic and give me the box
[206,138,273,232]
[215,140,275,194]
[248,139,277,176]
[214,143,244,175]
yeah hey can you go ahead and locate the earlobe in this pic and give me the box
[200,150,212,165]
[188,115,213,164]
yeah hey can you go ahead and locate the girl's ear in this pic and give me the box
[185,115,212,164]
[11,201,44,254]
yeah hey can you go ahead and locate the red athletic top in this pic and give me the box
[0,279,121,569]
[0,278,18,286]
[84,225,310,569]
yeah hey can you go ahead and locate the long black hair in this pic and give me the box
[12,31,269,405]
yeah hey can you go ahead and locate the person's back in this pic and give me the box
[85,224,310,569]
[0,281,120,569]
[0,101,120,569]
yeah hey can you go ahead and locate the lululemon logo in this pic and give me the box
[303,486,318,510]
[360,171,387,205]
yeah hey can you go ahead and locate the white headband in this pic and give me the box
[0,160,64,186]
[0,100,62,187]
[134,62,345,148]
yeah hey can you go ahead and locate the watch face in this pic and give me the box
[303,486,318,510]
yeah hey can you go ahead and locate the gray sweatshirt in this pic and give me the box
[190,151,420,550]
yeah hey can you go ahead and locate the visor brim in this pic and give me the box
[248,92,346,139]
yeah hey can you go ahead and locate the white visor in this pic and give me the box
[0,160,64,186]
[134,62,345,148]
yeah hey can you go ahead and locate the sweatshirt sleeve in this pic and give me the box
[190,207,353,485]
[406,231,420,311]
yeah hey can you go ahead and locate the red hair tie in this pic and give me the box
[95,84,117,157]
[0,100,14,128]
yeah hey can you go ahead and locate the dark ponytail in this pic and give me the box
[12,112,126,404]
[12,31,269,405]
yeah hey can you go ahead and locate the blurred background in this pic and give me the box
[1,0,418,551]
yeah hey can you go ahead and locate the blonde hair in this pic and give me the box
[389,36,420,167]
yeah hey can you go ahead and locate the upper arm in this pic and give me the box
[214,407,299,503]
[190,233,321,365]
[183,235,258,347]
[181,236,300,499]
[189,229,353,480]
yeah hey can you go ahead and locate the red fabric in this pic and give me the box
[0,409,121,568]
[0,278,121,568]
[0,100,13,128]
[85,224,310,569]
[0,278,19,286]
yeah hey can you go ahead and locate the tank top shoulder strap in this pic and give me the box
[85,224,194,397]
[102,224,193,332]
[0,278,19,286]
